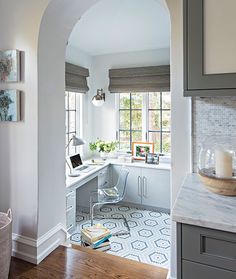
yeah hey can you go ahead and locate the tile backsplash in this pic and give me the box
[192,97,236,172]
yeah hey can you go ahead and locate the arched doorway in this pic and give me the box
[37,1,191,278]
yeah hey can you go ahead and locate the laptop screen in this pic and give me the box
[70,153,83,169]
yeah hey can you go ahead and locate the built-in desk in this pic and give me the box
[66,159,171,233]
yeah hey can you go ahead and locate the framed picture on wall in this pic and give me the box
[132,142,154,160]
[0,50,20,82]
[0,90,20,121]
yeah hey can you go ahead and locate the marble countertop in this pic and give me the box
[172,173,236,233]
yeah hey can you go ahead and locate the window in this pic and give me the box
[117,92,171,154]
[65,91,81,156]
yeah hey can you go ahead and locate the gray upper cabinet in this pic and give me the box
[184,0,236,96]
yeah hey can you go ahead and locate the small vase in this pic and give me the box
[100,152,108,160]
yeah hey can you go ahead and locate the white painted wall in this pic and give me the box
[65,45,94,159]
[0,0,190,273]
[65,47,170,154]
[0,0,49,238]
[166,0,192,277]
[91,48,170,142]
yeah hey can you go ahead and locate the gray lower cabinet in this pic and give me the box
[142,168,170,209]
[66,189,76,233]
[177,223,236,279]
[98,166,111,189]
[182,260,236,279]
[112,165,170,210]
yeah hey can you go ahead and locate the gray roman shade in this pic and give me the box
[65,62,89,93]
[109,65,170,93]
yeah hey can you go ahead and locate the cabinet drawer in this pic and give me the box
[182,260,236,279]
[66,190,75,208]
[66,205,75,232]
[182,224,236,272]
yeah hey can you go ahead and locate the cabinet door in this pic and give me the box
[182,260,236,279]
[184,0,236,96]
[112,165,142,204]
[141,168,170,210]
[123,167,142,204]
[98,166,111,189]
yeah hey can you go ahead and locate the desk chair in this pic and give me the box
[89,168,130,236]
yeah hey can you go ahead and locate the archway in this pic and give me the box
[37,1,191,277]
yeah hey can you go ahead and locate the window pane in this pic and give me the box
[131,93,143,109]
[132,110,142,130]
[65,111,68,133]
[69,92,76,110]
[162,110,171,131]
[149,92,160,109]
[69,111,76,132]
[119,131,130,150]
[149,110,161,131]
[65,92,68,110]
[120,93,130,109]
[162,133,171,154]
[149,132,161,153]
[162,92,171,109]
[120,110,130,130]
[132,131,142,142]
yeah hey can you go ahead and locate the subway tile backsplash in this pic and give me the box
[192,97,236,172]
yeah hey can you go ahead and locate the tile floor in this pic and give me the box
[70,205,171,269]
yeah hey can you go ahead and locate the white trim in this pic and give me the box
[167,270,176,279]
[12,223,69,264]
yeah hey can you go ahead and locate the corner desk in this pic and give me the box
[66,159,171,233]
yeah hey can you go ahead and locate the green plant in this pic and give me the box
[89,138,118,153]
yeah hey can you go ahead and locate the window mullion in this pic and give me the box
[142,94,147,141]
[130,93,132,150]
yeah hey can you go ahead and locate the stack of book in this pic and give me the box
[81,224,112,252]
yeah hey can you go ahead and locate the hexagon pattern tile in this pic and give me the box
[70,205,170,269]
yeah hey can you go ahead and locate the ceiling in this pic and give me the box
[68,0,170,56]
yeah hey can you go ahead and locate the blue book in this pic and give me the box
[91,234,112,249]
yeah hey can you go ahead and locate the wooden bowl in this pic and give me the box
[198,168,236,196]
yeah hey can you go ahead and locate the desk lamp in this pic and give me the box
[66,135,85,177]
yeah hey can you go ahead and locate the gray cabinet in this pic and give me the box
[98,166,111,189]
[142,168,170,209]
[66,189,76,233]
[177,223,236,278]
[112,165,170,210]
[184,0,236,96]
[112,165,141,204]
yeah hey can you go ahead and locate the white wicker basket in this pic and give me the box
[0,209,12,279]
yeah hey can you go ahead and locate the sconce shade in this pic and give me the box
[92,89,105,107]
[71,135,85,146]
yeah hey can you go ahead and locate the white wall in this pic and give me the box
[66,45,94,159]
[0,0,49,238]
[91,48,170,142]
[0,0,191,272]
[166,1,192,278]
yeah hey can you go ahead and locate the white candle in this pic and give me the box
[215,146,233,178]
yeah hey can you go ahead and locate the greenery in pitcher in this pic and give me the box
[89,138,118,153]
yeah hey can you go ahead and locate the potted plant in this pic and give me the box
[89,138,118,159]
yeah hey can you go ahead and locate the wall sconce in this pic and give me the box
[92,89,105,107]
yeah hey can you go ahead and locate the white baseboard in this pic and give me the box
[12,223,69,264]
[167,270,176,279]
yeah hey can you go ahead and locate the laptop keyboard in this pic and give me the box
[76,166,88,171]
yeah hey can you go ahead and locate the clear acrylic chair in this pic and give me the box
[89,167,130,236]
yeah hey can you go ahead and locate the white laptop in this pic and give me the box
[70,154,95,173]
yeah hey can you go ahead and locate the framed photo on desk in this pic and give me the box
[132,142,154,160]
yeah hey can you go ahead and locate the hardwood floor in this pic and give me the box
[9,245,168,279]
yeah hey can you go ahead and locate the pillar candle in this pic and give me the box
[215,146,233,178]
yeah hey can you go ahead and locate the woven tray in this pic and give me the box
[198,168,236,196]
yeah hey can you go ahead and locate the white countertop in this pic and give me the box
[172,173,236,233]
[66,159,171,189]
